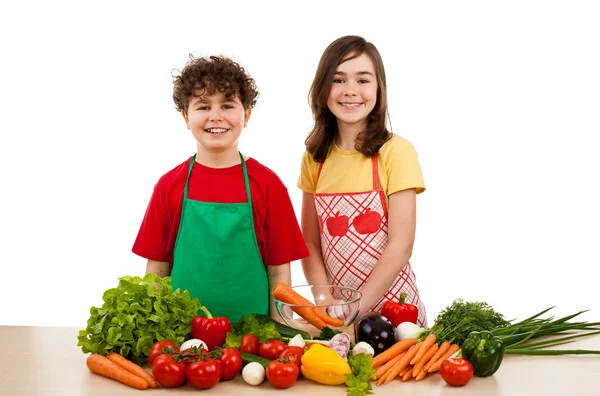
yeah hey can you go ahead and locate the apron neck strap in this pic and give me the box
[371,155,379,190]
[184,153,252,202]
[239,152,253,203]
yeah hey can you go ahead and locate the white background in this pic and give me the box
[1,1,599,328]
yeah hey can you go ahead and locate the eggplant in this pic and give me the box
[355,313,396,356]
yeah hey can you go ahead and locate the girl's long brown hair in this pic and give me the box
[306,36,392,162]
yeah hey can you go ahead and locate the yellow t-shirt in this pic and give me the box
[297,134,426,206]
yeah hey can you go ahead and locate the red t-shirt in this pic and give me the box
[133,157,309,268]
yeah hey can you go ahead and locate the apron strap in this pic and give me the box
[183,155,196,200]
[184,153,254,207]
[371,155,379,190]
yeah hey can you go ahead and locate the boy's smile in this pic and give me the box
[182,90,251,159]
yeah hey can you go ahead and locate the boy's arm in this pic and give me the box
[300,192,330,285]
[356,188,417,318]
[145,260,170,278]
[267,263,291,323]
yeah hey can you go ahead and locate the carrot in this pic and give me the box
[271,282,327,330]
[313,307,345,327]
[415,370,428,381]
[427,343,460,373]
[86,354,149,390]
[412,343,438,377]
[423,341,450,373]
[398,365,412,377]
[374,351,405,380]
[107,353,157,388]
[410,334,436,365]
[372,337,417,368]
[381,343,422,385]
[401,367,414,382]
[377,363,399,386]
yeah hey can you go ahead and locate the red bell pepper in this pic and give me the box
[381,291,418,327]
[191,307,232,351]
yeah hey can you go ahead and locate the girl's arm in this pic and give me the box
[356,188,417,318]
[268,263,291,323]
[145,260,170,278]
[300,192,330,285]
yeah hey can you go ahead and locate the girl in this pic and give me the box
[297,36,428,327]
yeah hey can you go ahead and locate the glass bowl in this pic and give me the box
[274,285,362,336]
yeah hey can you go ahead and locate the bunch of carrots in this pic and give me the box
[87,353,157,390]
[271,282,345,329]
[372,334,460,385]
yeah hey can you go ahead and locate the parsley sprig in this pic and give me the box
[345,353,376,396]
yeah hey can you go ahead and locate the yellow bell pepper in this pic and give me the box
[300,343,352,385]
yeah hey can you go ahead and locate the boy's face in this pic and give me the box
[183,90,251,154]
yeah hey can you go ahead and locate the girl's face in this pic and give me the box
[327,52,378,131]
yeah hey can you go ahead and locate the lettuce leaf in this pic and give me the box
[77,273,201,365]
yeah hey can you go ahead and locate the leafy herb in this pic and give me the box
[77,273,201,365]
[419,299,510,345]
[345,353,376,396]
[223,314,281,348]
[315,326,342,340]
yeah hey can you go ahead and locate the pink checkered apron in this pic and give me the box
[314,155,427,327]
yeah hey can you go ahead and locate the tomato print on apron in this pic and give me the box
[314,155,427,327]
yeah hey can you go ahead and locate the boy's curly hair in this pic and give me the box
[172,55,259,113]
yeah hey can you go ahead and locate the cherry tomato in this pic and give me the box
[219,348,243,380]
[187,359,222,389]
[148,340,179,365]
[151,353,187,388]
[266,359,299,389]
[278,346,304,371]
[240,334,260,355]
[259,339,287,360]
[440,357,474,386]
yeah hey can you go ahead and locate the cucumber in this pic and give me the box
[254,314,312,339]
[240,352,271,369]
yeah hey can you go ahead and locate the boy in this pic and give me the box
[133,55,308,324]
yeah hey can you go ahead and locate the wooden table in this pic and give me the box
[1,326,599,395]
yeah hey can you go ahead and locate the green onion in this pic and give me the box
[489,307,600,355]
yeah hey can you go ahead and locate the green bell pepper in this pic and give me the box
[461,330,504,377]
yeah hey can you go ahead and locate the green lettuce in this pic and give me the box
[77,273,201,365]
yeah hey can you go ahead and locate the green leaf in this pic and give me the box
[345,353,376,396]
[315,326,342,340]
[76,274,202,365]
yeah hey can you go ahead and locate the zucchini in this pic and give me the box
[254,313,312,339]
[240,352,271,369]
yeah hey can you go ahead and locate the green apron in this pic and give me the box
[170,153,269,324]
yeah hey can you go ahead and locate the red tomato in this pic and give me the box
[278,346,304,371]
[259,340,287,360]
[266,359,299,389]
[148,340,178,365]
[219,348,243,380]
[151,354,187,388]
[440,358,474,386]
[187,359,221,389]
[240,334,260,355]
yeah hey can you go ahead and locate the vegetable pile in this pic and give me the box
[77,274,201,365]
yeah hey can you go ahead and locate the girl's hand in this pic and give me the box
[325,300,353,320]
